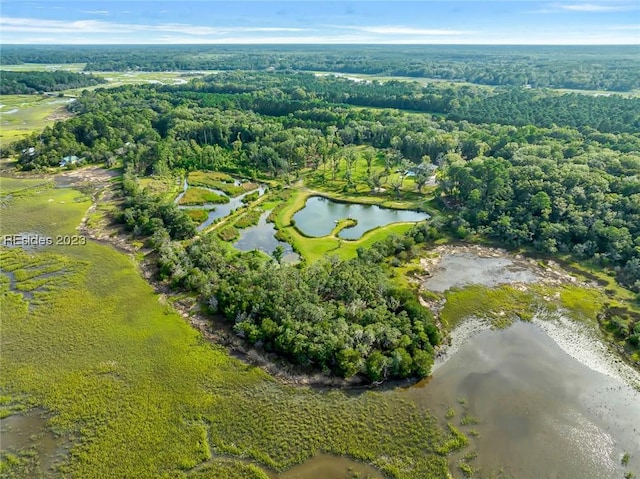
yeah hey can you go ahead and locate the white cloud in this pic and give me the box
[559,3,634,12]
[0,17,307,36]
[525,2,637,13]
[350,26,474,35]
[82,10,110,15]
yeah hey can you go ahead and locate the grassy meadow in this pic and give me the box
[178,187,229,206]
[0,177,460,479]
[0,95,75,145]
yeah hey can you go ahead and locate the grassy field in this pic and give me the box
[0,64,87,72]
[0,177,459,479]
[0,95,75,145]
[188,171,257,197]
[178,187,229,206]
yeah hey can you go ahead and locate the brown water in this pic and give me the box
[423,252,539,292]
[406,321,640,479]
[0,410,68,473]
[273,454,383,479]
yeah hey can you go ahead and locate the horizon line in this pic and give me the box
[3,43,639,46]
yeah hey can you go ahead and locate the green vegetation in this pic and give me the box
[157,231,439,381]
[270,189,417,263]
[178,187,229,206]
[139,175,182,200]
[184,208,209,224]
[217,225,239,242]
[234,209,262,229]
[438,147,640,293]
[3,63,637,378]
[460,414,480,426]
[3,45,639,91]
[435,424,469,455]
[3,45,639,479]
[0,71,106,94]
[457,460,474,478]
[440,285,538,330]
[187,171,253,197]
[0,177,455,479]
[120,171,196,240]
[0,94,75,144]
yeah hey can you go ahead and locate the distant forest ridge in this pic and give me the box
[2,45,639,91]
[0,71,107,94]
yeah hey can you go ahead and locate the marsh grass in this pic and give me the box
[440,285,539,330]
[188,171,256,197]
[179,187,229,206]
[0,177,451,479]
[185,208,209,224]
[139,175,182,200]
[234,209,262,229]
[218,226,240,242]
[0,94,74,144]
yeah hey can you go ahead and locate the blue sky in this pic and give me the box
[1,1,639,44]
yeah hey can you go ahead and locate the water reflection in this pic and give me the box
[233,210,299,262]
[407,322,640,478]
[293,196,428,240]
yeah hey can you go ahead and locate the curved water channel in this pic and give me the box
[233,209,299,263]
[292,196,429,240]
[174,179,266,231]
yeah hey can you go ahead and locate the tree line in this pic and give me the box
[2,44,638,91]
[154,225,440,381]
[0,71,106,94]
[5,72,638,308]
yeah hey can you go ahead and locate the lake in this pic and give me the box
[407,320,640,478]
[292,196,429,240]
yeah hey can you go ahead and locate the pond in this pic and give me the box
[292,196,429,240]
[407,320,640,478]
[233,210,299,263]
[272,453,383,479]
[423,252,540,292]
[0,409,69,473]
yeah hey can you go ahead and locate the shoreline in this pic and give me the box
[533,313,640,390]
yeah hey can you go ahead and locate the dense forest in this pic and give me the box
[117,169,439,380]
[0,71,106,94]
[4,70,639,376]
[7,72,640,292]
[2,44,639,91]
[151,218,440,380]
